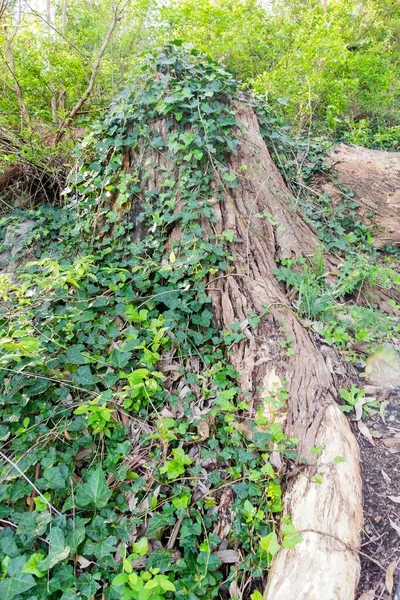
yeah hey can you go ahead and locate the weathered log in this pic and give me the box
[314,142,400,249]
[215,104,363,600]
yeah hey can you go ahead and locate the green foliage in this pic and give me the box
[112,567,176,600]
[0,46,301,600]
[275,251,400,358]
[161,0,399,144]
[1,0,398,183]
[339,385,379,417]
[0,0,157,130]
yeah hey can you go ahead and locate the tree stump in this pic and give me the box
[124,98,363,599]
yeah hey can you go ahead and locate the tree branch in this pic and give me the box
[21,0,91,64]
[2,12,30,127]
[55,0,129,144]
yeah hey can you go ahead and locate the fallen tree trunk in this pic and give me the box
[121,92,363,598]
[313,142,400,249]
[215,105,363,600]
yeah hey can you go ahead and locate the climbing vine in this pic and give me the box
[0,45,301,600]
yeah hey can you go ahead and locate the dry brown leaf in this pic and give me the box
[354,397,370,421]
[389,518,400,537]
[25,496,34,510]
[161,364,180,372]
[127,492,138,512]
[215,549,239,563]
[77,556,93,569]
[270,451,283,469]
[385,559,397,594]
[382,438,400,454]
[388,495,400,503]
[358,420,375,445]
[357,591,375,600]
[131,557,146,569]
[229,581,242,600]
[239,318,249,331]
[74,448,93,462]
[179,385,190,399]
[197,420,209,441]
[160,407,174,418]
[364,385,383,395]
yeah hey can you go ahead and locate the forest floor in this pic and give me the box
[357,390,400,599]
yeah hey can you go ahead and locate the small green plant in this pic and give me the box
[122,368,164,411]
[160,448,192,480]
[339,384,365,412]
[275,253,400,357]
[74,392,115,437]
[113,540,176,600]
[113,569,176,600]
[339,384,379,417]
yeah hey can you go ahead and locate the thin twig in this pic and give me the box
[0,450,62,516]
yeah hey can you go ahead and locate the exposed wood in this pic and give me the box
[313,143,400,249]
[264,405,362,600]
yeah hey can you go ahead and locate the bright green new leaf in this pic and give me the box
[21,553,46,578]
[112,573,129,587]
[260,531,280,557]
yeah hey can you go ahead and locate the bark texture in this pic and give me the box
[125,102,363,600]
[314,143,400,249]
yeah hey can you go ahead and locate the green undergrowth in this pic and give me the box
[1,43,399,600]
[0,46,301,600]
[275,251,400,363]
[262,100,400,364]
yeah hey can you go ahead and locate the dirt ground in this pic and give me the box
[356,391,400,599]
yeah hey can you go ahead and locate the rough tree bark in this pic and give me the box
[124,102,363,600]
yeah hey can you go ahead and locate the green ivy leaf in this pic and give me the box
[77,573,101,598]
[0,556,36,600]
[146,513,176,539]
[109,349,132,368]
[146,548,175,573]
[75,468,112,509]
[60,590,80,600]
[281,516,303,549]
[21,553,46,578]
[71,365,94,387]
[260,531,280,556]
[39,527,71,571]
[65,346,90,365]
[83,536,117,559]
[66,526,86,553]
